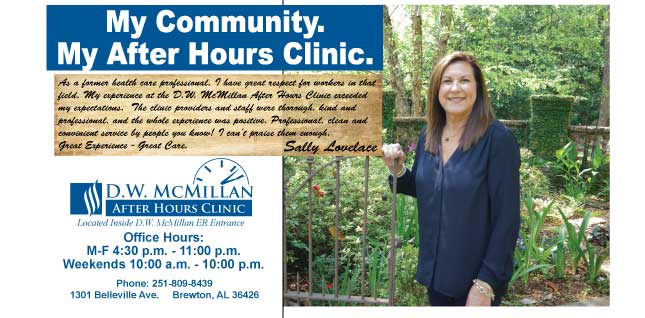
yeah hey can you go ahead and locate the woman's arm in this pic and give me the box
[385,127,425,198]
[475,127,521,297]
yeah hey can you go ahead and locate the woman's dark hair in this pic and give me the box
[424,52,495,154]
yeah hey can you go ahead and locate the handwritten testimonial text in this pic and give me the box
[54,74,382,156]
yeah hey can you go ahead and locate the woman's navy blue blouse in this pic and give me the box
[390,120,520,298]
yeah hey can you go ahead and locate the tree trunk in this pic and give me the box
[598,9,610,127]
[383,5,409,117]
[412,6,424,117]
[434,6,453,66]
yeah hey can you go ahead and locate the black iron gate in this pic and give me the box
[283,156,399,306]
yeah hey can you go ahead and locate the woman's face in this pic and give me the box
[438,61,477,118]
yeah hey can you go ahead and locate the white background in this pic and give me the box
[1,1,642,318]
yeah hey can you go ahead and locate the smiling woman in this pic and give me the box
[437,61,477,121]
[425,52,494,154]
[382,52,520,307]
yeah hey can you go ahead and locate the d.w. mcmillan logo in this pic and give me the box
[70,181,102,215]
[71,158,253,217]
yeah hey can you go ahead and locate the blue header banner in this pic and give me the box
[46,5,383,71]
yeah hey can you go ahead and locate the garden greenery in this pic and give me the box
[554,141,610,201]
[285,141,608,304]
[520,149,550,199]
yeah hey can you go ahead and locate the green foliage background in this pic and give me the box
[384,5,608,124]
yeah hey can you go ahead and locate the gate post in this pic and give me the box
[388,158,398,306]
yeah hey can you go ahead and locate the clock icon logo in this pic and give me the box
[192,158,250,186]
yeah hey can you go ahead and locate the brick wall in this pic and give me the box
[569,125,610,155]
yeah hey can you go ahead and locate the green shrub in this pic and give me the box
[367,245,388,299]
[552,227,566,279]
[585,245,608,285]
[590,144,610,199]
[529,95,574,159]
[284,156,393,283]
[392,244,428,306]
[510,196,555,287]
[506,122,530,148]
[520,148,551,198]
[558,208,590,274]
[396,195,419,246]
[553,141,609,200]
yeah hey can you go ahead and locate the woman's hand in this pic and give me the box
[465,283,492,306]
[382,143,406,176]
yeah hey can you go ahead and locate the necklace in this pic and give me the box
[442,131,461,143]
[443,135,457,142]
[443,124,465,143]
